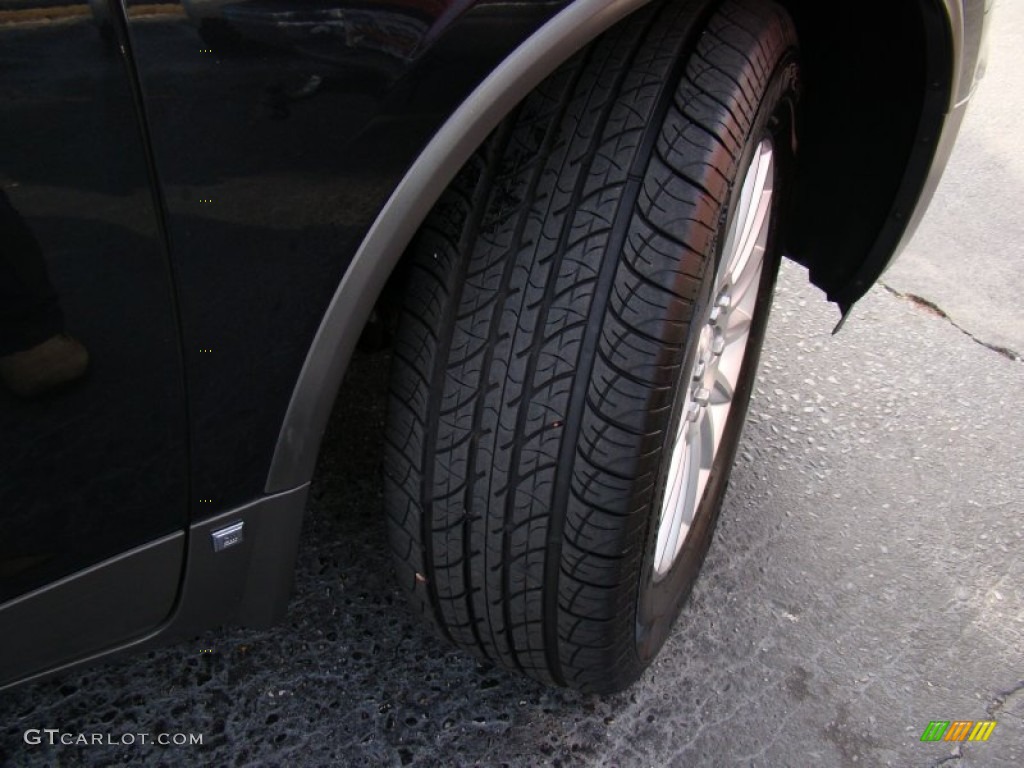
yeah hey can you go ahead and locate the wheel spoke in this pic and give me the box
[730,156,773,286]
[709,364,735,406]
[684,421,703,523]
[716,330,747,389]
[730,150,761,266]
[722,305,754,346]
[707,371,731,457]
[694,408,714,505]
[731,242,765,308]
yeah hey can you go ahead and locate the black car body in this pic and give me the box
[0,0,991,690]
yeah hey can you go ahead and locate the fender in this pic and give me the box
[266,0,974,492]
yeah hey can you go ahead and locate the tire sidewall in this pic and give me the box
[634,52,801,664]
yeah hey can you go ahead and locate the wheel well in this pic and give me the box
[267,0,955,494]
[373,0,955,351]
[773,0,953,309]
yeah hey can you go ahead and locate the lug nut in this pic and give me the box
[693,387,710,407]
[709,294,731,326]
[685,401,701,422]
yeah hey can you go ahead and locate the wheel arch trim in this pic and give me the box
[264,0,656,492]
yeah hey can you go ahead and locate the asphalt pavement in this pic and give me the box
[2,3,1022,767]
[2,268,1021,767]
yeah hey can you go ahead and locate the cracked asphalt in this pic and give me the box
[3,6,1023,768]
[883,0,1024,361]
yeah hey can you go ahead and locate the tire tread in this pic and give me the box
[385,0,798,692]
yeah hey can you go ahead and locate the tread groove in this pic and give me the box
[384,0,799,693]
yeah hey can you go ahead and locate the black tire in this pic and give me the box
[385,0,800,693]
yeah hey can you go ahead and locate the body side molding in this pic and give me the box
[0,485,308,691]
[0,532,184,689]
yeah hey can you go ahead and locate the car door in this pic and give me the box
[0,0,189,685]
